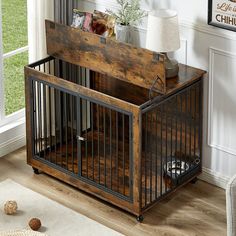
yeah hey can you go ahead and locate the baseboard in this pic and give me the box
[199,167,230,189]
[0,134,26,158]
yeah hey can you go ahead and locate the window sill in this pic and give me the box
[0,116,26,157]
[0,117,25,134]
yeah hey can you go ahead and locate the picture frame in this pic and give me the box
[208,0,236,32]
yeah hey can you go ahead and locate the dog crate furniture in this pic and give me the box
[25,20,205,221]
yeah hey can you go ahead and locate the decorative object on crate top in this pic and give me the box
[146,9,180,78]
[106,0,147,43]
[92,10,115,37]
[4,200,18,215]
[71,9,93,32]
[71,9,115,37]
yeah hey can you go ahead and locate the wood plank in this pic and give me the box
[45,20,166,94]
[25,67,140,114]
[24,70,33,166]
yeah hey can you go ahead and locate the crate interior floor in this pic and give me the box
[35,130,200,205]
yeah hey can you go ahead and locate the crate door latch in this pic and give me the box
[77,136,86,141]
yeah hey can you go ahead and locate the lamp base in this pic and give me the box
[164,54,179,79]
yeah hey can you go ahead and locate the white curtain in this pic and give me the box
[27,0,54,62]
[27,0,55,140]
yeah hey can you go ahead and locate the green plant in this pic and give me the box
[106,0,146,26]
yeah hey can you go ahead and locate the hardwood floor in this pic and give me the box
[0,147,226,236]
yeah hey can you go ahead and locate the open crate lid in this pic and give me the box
[45,20,166,94]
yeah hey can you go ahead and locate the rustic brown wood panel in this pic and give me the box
[25,67,140,114]
[24,69,33,166]
[166,64,205,95]
[90,71,156,106]
[45,20,166,94]
[29,158,139,215]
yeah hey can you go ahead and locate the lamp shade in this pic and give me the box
[146,9,180,53]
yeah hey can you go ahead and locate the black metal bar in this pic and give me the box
[59,90,63,166]
[194,87,197,160]
[116,111,119,192]
[160,105,163,196]
[110,109,112,190]
[86,99,88,178]
[175,95,178,179]
[165,104,168,193]
[65,93,69,169]
[43,84,47,160]
[48,82,52,163]
[185,91,187,172]
[150,112,153,202]
[145,113,147,205]
[170,100,173,190]
[91,102,94,180]
[27,56,54,69]
[104,107,106,186]
[189,89,192,168]
[97,104,100,184]
[54,73,58,164]
[155,111,158,198]
[32,80,36,156]
[38,81,42,158]
[129,114,133,199]
[77,97,82,176]
[180,94,183,176]
[70,94,74,173]
[122,113,125,195]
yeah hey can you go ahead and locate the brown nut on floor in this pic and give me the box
[28,218,42,231]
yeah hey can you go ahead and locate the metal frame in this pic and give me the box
[140,80,203,210]
[28,58,134,203]
[25,55,204,218]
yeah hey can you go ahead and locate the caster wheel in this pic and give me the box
[33,167,40,175]
[136,215,144,222]
[191,177,198,184]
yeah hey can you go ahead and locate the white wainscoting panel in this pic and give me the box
[208,47,236,156]
[199,167,230,189]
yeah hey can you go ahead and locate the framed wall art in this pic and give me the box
[208,0,236,32]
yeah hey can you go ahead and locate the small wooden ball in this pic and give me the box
[4,200,18,215]
[28,218,41,231]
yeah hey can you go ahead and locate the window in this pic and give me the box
[0,0,28,125]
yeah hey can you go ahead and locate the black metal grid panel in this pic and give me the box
[28,57,133,202]
[141,80,202,210]
[77,96,133,201]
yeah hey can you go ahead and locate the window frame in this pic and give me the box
[0,0,28,128]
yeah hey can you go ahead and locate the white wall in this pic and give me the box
[77,0,236,188]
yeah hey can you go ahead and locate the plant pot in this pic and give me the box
[115,24,132,44]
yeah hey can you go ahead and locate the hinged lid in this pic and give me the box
[45,20,166,94]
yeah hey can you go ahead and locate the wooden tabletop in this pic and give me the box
[166,64,206,95]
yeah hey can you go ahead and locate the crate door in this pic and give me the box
[30,78,80,176]
[77,97,133,202]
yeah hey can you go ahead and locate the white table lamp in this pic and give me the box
[146,9,180,78]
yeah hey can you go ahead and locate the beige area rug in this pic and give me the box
[0,179,123,236]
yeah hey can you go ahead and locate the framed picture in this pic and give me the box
[208,0,236,32]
